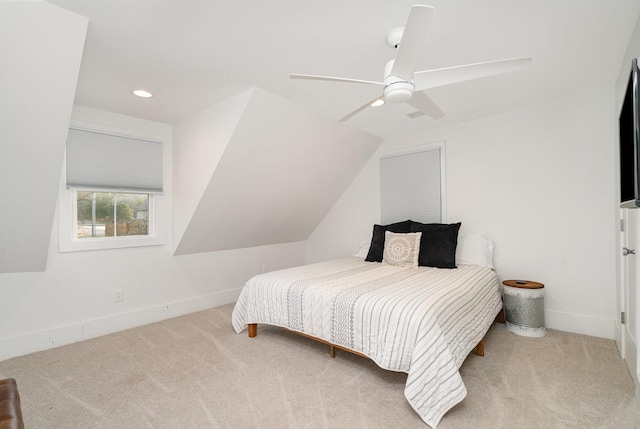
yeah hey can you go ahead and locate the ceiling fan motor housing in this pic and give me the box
[383,59,414,103]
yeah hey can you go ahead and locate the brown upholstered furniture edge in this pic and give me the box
[0,378,25,429]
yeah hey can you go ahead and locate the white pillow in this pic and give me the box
[353,235,372,258]
[456,233,495,268]
[383,231,421,267]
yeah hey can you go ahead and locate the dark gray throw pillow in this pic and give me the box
[409,221,461,268]
[365,220,412,262]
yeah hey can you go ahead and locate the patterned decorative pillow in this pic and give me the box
[383,231,422,267]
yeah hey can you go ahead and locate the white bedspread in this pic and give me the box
[232,257,501,428]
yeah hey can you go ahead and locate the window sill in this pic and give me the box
[58,235,165,253]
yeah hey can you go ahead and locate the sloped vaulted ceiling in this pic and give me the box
[0,2,87,273]
[173,88,382,255]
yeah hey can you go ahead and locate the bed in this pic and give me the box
[232,224,501,428]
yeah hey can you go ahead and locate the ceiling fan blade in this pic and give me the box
[338,96,383,122]
[413,57,532,91]
[290,74,385,86]
[407,91,444,119]
[390,5,435,81]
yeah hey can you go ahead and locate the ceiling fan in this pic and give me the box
[290,4,532,122]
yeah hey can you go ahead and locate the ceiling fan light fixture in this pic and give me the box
[370,98,385,107]
[384,81,414,103]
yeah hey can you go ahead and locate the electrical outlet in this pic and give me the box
[114,288,124,302]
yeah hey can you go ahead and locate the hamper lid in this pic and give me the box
[502,279,544,289]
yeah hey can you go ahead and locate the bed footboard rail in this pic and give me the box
[247,323,486,358]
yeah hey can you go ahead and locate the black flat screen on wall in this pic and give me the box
[620,58,640,208]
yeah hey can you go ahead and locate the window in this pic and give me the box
[379,143,445,224]
[59,123,165,252]
[76,191,149,239]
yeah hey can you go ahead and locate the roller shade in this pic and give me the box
[66,128,163,193]
[380,146,442,224]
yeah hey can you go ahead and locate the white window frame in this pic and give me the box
[379,141,446,224]
[59,122,166,253]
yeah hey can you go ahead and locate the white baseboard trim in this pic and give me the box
[614,321,623,358]
[545,310,616,340]
[0,288,242,362]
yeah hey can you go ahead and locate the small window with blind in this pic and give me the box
[379,143,445,225]
[59,125,166,252]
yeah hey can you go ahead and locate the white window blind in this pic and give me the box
[66,128,163,193]
[380,145,443,224]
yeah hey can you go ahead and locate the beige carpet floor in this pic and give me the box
[0,303,638,429]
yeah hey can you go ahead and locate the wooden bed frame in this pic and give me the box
[246,309,505,359]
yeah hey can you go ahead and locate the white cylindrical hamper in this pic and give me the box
[502,280,545,337]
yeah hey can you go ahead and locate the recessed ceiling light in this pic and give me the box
[370,98,385,107]
[133,89,153,98]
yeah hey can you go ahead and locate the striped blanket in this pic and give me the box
[232,257,501,428]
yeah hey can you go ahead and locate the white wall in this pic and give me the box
[0,1,87,273]
[173,88,382,256]
[0,106,307,361]
[308,87,618,339]
[172,89,253,250]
